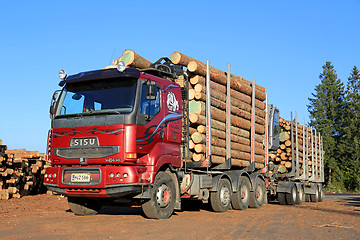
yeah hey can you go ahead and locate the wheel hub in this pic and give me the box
[156,184,172,208]
[220,185,231,206]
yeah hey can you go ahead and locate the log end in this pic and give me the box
[170,52,181,64]
[119,49,135,66]
[187,61,198,72]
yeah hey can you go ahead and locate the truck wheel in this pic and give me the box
[318,185,324,202]
[142,172,176,219]
[310,184,319,202]
[68,197,101,216]
[296,186,305,205]
[210,178,232,212]
[285,184,297,205]
[278,192,287,205]
[231,176,250,210]
[249,178,265,208]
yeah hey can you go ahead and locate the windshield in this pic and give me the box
[55,78,138,117]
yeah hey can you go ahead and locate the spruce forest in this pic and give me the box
[308,62,360,192]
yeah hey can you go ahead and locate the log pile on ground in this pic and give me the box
[171,52,266,168]
[268,118,322,177]
[0,140,50,200]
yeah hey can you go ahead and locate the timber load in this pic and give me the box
[107,50,268,169]
[268,118,323,180]
[0,139,50,200]
[171,52,266,169]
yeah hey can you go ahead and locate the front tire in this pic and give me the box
[231,176,251,210]
[68,197,101,216]
[249,178,266,208]
[142,172,176,219]
[210,178,232,212]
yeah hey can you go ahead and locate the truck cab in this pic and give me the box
[44,63,184,217]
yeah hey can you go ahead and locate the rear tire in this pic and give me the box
[310,184,319,202]
[249,178,266,208]
[285,184,297,205]
[142,172,176,219]
[278,192,287,205]
[231,176,251,210]
[296,185,305,205]
[318,184,324,202]
[68,197,101,216]
[210,178,232,212]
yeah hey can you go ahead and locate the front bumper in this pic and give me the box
[46,183,151,198]
[44,165,153,198]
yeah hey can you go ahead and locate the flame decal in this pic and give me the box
[136,113,182,145]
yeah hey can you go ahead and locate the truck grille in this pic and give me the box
[54,146,119,159]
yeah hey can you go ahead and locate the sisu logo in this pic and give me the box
[167,92,179,112]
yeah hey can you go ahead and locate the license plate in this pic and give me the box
[71,173,90,182]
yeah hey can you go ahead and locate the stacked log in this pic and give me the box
[171,52,267,169]
[0,140,50,200]
[269,118,322,177]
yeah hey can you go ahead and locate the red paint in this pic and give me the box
[47,71,183,198]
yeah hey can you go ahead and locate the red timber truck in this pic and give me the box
[44,51,324,219]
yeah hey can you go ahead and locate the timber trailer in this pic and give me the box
[44,53,324,219]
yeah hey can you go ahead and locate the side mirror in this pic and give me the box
[50,90,61,117]
[146,81,157,100]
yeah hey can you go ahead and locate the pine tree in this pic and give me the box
[340,66,360,191]
[307,62,345,189]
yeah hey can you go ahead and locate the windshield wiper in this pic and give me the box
[55,110,121,118]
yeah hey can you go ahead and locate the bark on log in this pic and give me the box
[190,75,266,110]
[189,100,265,134]
[187,61,266,101]
[118,49,152,69]
[189,113,264,143]
[195,91,265,125]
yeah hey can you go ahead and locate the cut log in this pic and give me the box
[189,100,265,134]
[190,75,266,111]
[187,61,266,96]
[170,52,198,66]
[118,49,152,69]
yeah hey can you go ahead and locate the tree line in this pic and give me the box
[308,62,360,192]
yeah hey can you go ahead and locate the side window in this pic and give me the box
[140,84,161,116]
[273,109,280,135]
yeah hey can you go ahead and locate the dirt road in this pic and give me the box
[0,194,359,240]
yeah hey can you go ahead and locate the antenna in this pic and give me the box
[108,48,116,65]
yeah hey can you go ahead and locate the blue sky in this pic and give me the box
[0,1,359,152]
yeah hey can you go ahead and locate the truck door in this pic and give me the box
[136,82,164,153]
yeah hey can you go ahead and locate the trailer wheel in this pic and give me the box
[249,178,265,208]
[68,197,101,216]
[210,178,232,212]
[285,184,297,205]
[310,184,319,202]
[296,186,305,205]
[231,176,250,210]
[142,172,176,219]
[318,185,324,202]
[278,192,287,205]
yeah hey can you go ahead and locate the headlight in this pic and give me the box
[116,173,121,178]
[109,173,114,178]
[58,69,67,79]
[117,61,126,72]
[123,173,128,178]
[53,173,57,178]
